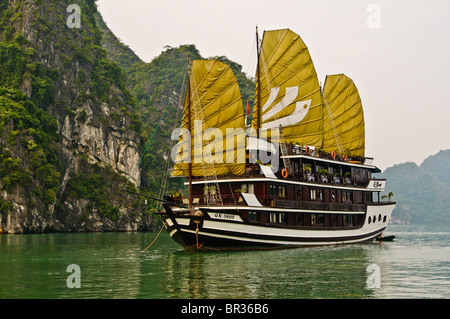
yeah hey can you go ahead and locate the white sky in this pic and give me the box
[97,0,450,171]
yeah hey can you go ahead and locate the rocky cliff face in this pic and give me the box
[375,149,450,224]
[0,0,154,233]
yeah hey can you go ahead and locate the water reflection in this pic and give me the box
[5,226,448,299]
[157,241,378,299]
[1,233,147,299]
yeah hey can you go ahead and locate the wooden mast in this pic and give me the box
[187,54,193,209]
[256,26,261,138]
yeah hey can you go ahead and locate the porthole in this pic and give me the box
[368,216,372,224]
[383,215,387,223]
[373,215,377,223]
[378,214,382,221]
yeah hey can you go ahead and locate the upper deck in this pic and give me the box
[189,148,385,192]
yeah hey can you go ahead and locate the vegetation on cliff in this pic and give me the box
[0,0,150,233]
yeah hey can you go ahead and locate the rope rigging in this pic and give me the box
[121,57,190,251]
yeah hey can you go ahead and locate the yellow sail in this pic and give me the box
[172,59,246,176]
[322,74,365,157]
[252,28,323,147]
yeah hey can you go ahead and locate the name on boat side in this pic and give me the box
[212,213,236,220]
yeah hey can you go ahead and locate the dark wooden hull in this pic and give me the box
[161,203,395,251]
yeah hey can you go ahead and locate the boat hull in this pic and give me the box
[161,203,395,251]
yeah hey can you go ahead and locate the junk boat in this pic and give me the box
[157,28,396,251]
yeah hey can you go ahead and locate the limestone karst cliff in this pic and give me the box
[0,0,152,233]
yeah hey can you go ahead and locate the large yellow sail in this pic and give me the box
[252,28,323,147]
[322,74,365,157]
[172,59,246,176]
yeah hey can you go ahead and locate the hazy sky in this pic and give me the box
[96,0,450,171]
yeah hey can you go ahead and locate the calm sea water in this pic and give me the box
[1,224,449,299]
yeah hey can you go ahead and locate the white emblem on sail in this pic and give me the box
[261,86,311,130]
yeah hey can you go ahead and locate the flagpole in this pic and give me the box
[256,26,261,138]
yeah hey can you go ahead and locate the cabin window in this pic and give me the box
[269,184,277,196]
[310,189,323,201]
[270,213,276,223]
[329,165,340,175]
[328,166,334,175]
[248,211,258,222]
[361,169,369,179]
[316,163,326,173]
[364,192,372,203]
[311,214,324,226]
[317,189,323,200]
[343,214,353,226]
[342,191,352,202]
[278,185,286,197]
[270,213,286,224]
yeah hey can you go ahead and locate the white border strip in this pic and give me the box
[187,177,384,192]
[172,206,366,215]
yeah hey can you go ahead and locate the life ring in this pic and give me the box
[305,146,310,155]
[281,168,288,178]
[331,151,336,159]
[342,153,348,161]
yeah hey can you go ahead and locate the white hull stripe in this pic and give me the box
[174,218,383,239]
[187,177,383,192]
[174,217,386,243]
[179,227,384,246]
[171,206,366,215]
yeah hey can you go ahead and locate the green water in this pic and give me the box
[1,224,449,299]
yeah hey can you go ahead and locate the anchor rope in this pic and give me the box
[141,223,165,252]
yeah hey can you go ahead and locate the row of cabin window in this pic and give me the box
[269,184,286,197]
[270,184,354,203]
[309,189,353,202]
[248,211,356,227]
[297,162,371,179]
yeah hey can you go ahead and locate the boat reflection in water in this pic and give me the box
[161,243,385,299]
